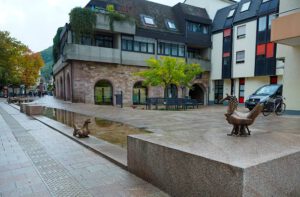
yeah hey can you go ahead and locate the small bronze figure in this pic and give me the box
[73,119,91,138]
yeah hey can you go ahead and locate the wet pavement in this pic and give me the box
[0,100,168,197]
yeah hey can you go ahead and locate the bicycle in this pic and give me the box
[262,96,286,116]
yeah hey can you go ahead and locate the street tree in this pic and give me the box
[135,56,202,95]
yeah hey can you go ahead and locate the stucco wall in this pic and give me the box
[232,20,257,78]
[211,33,223,80]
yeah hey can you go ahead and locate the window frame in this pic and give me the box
[240,2,251,12]
[166,19,177,31]
[227,9,235,18]
[141,15,156,27]
[121,35,155,54]
[157,42,185,57]
[236,50,245,64]
[237,25,246,39]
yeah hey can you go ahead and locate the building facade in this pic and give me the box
[207,0,284,105]
[271,0,300,113]
[53,0,213,106]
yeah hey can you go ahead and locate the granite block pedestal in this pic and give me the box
[128,128,300,197]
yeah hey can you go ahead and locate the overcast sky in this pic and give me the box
[0,0,183,52]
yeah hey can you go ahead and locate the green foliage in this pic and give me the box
[106,4,133,31]
[135,57,202,88]
[69,7,96,43]
[52,27,63,63]
[40,46,54,82]
[0,31,31,85]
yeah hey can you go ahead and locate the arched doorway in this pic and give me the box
[133,82,147,105]
[66,74,71,101]
[189,84,204,104]
[165,84,178,98]
[94,80,113,105]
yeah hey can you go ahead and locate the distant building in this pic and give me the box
[53,0,213,105]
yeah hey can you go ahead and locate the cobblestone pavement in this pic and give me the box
[0,102,168,197]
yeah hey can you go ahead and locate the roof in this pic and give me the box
[212,0,279,33]
[85,0,212,47]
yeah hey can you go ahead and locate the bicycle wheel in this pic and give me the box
[275,102,286,116]
[262,108,272,116]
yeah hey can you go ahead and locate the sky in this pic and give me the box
[0,0,183,52]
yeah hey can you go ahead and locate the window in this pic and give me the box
[166,20,177,30]
[158,42,185,57]
[262,0,271,3]
[236,51,245,63]
[241,2,251,12]
[142,15,156,26]
[239,78,245,103]
[121,36,155,54]
[227,9,235,18]
[268,14,276,29]
[188,48,202,59]
[258,16,267,32]
[187,22,209,34]
[237,25,246,39]
[81,35,92,46]
[95,35,113,48]
[214,80,224,104]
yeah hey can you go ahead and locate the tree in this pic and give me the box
[135,57,202,93]
[0,31,28,86]
[0,31,44,92]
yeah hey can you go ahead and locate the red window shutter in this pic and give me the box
[266,42,275,58]
[239,97,244,103]
[223,52,230,57]
[256,44,266,55]
[224,29,231,37]
[270,76,277,84]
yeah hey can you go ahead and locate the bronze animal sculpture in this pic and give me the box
[220,94,263,136]
[73,119,91,138]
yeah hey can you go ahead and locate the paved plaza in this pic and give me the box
[1,96,300,196]
[0,100,168,197]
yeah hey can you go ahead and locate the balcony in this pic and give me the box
[271,11,300,46]
[64,44,121,64]
[187,58,211,71]
[95,13,135,34]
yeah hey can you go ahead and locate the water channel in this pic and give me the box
[42,108,150,148]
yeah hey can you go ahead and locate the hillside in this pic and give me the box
[40,46,53,83]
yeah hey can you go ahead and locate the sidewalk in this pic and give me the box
[0,101,168,197]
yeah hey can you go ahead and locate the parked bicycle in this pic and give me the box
[262,96,286,116]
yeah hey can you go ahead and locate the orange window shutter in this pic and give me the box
[266,43,275,58]
[256,44,266,55]
[224,29,231,37]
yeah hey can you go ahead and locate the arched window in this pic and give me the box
[165,84,178,98]
[94,80,113,105]
[133,82,147,104]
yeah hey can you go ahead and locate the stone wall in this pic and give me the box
[54,61,210,106]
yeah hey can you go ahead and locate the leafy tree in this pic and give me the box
[69,7,96,43]
[0,31,44,91]
[135,57,202,90]
[52,27,63,63]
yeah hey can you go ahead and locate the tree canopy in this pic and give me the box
[135,57,202,89]
[0,31,44,87]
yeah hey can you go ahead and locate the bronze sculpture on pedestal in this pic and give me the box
[220,94,263,136]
